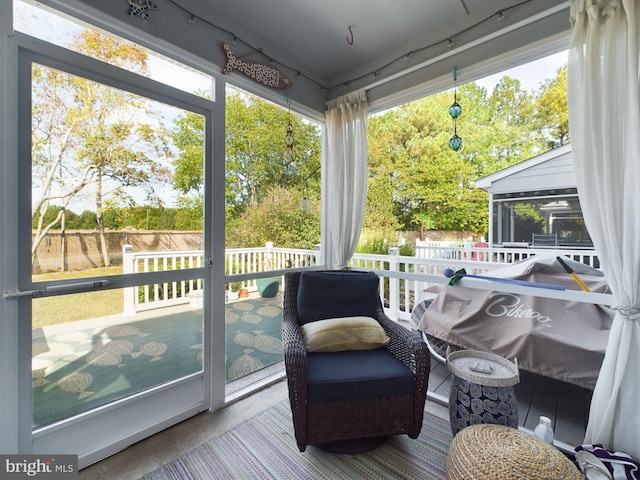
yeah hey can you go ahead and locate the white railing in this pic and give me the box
[122,243,319,314]
[122,242,602,318]
[349,248,504,322]
[415,240,599,268]
[225,242,320,276]
[122,245,205,315]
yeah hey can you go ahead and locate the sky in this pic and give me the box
[475,50,568,93]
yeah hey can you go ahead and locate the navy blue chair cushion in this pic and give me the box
[307,349,415,403]
[297,271,380,325]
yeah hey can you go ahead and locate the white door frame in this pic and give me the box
[8,33,225,468]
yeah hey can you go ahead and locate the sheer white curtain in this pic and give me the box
[568,0,640,458]
[323,89,368,268]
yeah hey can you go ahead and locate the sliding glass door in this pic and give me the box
[16,38,217,466]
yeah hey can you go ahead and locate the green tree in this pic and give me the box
[174,197,203,230]
[78,210,98,229]
[535,66,569,148]
[69,31,171,265]
[481,76,541,171]
[171,106,205,231]
[171,87,321,245]
[227,186,320,249]
[32,206,81,230]
[225,90,321,218]
[172,106,206,195]
[368,87,491,236]
[363,177,401,232]
[31,31,171,268]
[367,75,555,239]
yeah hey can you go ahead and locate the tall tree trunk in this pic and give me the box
[96,174,111,267]
[60,208,67,272]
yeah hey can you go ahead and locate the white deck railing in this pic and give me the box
[415,240,599,268]
[122,243,320,314]
[122,242,602,317]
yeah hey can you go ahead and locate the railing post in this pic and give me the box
[314,244,321,266]
[463,241,472,260]
[122,244,136,316]
[388,247,400,320]
[265,241,274,271]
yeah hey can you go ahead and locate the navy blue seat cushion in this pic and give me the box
[307,348,415,403]
[297,271,379,325]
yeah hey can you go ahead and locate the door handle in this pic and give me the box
[3,279,110,299]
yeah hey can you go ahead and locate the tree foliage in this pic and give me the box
[171,88,322,246]
[535,66,569,148]
[225,90,321,218]
[172,111,206,195]
[366,68,568,239]
[34,30,568,255]
[226,186,321,249]
[31,31,172,268]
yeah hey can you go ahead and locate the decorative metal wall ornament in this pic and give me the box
[126,0,157,23]
[222,43,293,89]
[284,99,296,163]
[448,66,463,151]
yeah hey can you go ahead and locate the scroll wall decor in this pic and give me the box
[221,43,293,89]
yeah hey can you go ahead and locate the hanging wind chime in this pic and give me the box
[284,99,296,163]
[448,66,463,151]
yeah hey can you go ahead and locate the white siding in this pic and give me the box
[477,146,576,195]
[489,152,575,194]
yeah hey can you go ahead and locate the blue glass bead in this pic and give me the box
[449,134,463,151]
[449,102,462,118]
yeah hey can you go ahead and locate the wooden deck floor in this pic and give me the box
[426,358,593,450]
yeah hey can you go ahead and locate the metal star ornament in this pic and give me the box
[126,0,157,23]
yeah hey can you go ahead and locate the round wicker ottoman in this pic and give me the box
[446,424,583,480]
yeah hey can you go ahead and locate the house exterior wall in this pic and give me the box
[476,146,593,247]
[492,154,576,193]
[489,152,575,194]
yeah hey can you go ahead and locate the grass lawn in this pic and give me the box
[32,266,124,327]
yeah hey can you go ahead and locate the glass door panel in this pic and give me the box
[30,62,204,281]
[224,284,283,390]
[32,287,204,428]
[25,52,209,438]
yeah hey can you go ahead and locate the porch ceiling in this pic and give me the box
[50,0,570,113]
[184,0,570,102]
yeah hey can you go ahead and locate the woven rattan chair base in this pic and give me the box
[315,435,389,453]
[446,424,583,480]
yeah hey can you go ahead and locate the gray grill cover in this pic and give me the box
[415,256,614,390]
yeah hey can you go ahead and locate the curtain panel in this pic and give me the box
[324,89,369,268]
[568,0,640,459]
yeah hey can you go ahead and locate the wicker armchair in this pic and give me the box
[282,270,430,452]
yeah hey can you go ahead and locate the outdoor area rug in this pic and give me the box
[32,310,204,426]
[32,296,283,426]
[224,295,283,382]
[140,401,452,480]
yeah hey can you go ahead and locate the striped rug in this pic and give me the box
[141,401,452,480]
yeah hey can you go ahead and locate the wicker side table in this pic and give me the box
[446,349,520,436]
[446,424,583,480]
